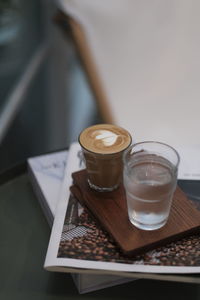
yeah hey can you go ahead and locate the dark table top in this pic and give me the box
[0,163,200,300]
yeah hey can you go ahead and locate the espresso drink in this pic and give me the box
[79,124,132,191]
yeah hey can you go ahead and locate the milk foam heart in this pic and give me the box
[79,124,131,154]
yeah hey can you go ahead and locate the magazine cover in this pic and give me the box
[28,150,68,226]
[44,143,200,282]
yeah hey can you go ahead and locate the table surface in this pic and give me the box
[0,163,200,299]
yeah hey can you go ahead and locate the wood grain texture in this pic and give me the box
[71,169,200,256]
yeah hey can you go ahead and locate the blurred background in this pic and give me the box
[0,0,101,172]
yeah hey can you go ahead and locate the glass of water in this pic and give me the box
[123,141,180,231]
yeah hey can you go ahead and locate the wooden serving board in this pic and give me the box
[70,169,200,256]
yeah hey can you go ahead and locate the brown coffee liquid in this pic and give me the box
[79,124,132,154]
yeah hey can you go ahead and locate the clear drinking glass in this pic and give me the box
[123,141,180,230]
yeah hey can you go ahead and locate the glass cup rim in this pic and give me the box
[123,140,180,167]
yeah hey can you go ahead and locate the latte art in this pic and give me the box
[79,124,132,154]
[92,130,118,146]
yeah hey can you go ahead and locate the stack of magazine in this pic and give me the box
[28,144,135,293]
[28,143,200,293]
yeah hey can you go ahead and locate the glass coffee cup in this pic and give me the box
[79,124,132,192]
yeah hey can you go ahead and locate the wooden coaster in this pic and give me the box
[70,169,200,256]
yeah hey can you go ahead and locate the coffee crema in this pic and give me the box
[79,124,132,154]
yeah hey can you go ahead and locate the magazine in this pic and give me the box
[28,147,134,293]
[28,150,68,226]
[44,143,200,283]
